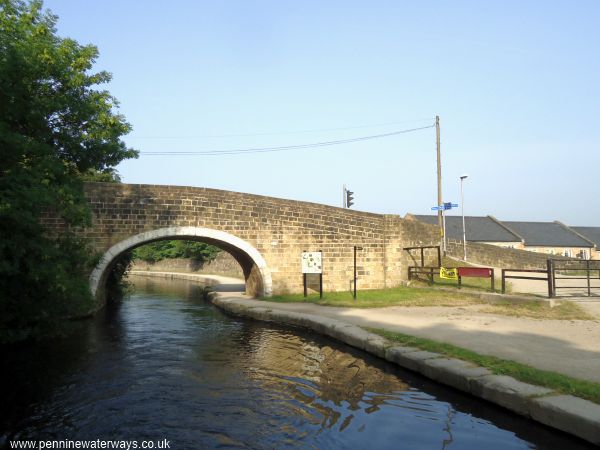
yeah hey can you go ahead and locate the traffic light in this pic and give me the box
[346,189,354,208]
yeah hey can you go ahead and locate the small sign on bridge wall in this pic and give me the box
[301,251,323,298]
[301,252,322,274]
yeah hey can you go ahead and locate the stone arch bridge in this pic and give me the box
[47,183,439,301]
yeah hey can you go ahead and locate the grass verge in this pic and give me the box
[265,286,483,308]
[368,327,600,405]
[264,287,595,320]
[483,300,596,320]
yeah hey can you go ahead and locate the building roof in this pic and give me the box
[409,214,597,248]
[410,215,522,243]
[501,221,593,248]
[571,227,600,248]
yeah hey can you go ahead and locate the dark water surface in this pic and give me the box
[1,276,595,449]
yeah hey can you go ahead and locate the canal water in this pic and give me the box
[1,276,594,449]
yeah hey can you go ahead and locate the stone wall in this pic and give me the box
[130,252,244,278]
[42,183,442,297]
[396,216,443,268]
[446,240,561,270]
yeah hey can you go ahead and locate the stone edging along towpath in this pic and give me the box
[211,295,600,446]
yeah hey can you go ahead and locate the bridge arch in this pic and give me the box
[90,226,273,300]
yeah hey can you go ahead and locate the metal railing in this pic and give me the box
[502,259,600,298]
[501,267,553,297]
[552,259,600,297]
[408,266,439,284]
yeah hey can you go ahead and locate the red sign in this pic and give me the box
[457,267,493,278]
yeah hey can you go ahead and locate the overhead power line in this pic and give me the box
[129,117,436,139]
[140,124,435,156]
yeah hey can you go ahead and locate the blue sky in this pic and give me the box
[45,0,599,225]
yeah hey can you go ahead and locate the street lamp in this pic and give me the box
[460,175,468,260]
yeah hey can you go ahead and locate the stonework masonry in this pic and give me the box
[131,253,244,279]
[44,183,442,299]
[446,240,568,270]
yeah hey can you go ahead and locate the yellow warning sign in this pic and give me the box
[440,267,458,280]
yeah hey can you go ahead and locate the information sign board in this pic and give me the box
[301,252,322,274]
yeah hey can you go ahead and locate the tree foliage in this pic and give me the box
[132,241,221,264]
[0,0,138,342]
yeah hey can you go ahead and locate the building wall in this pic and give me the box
[473,241,524,250]
[523,246,594,260]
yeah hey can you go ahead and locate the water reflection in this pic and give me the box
[1,276,595,449]
[241,331,410,427]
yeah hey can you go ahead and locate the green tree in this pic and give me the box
[132,241,220,264]
[80,168,122,183]
[0,0,138,342]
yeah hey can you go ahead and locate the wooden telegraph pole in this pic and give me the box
[436,116,444,253]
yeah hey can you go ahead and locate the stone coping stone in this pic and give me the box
[328,323,375,350]
[530,395,600,445]
[385,345,420,359]
[470,375,554,416]
[363,335,389,359]
[419,358,491,393]
[212,296,598,445]
[384,348,442,373]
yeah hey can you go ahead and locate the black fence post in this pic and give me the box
[303,249,307,298]
[353,246,360,299]
[547,259,555,298]
[491,269,495,292]
[501,269,506,294]
[303,273,307,298]
[587,259,591,297]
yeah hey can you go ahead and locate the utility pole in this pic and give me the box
[460,175,468,260]
[436,115,444,252]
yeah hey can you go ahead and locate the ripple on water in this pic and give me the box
[1,277,596,449]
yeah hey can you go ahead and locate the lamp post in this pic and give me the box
[460,175,468,260]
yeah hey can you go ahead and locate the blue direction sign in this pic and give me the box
[432,203,459,211]
[443,202,459,210]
